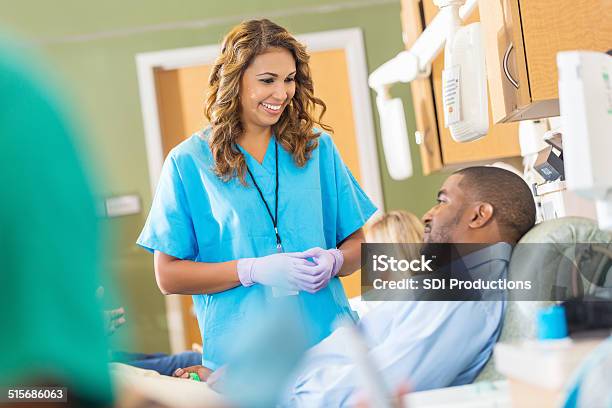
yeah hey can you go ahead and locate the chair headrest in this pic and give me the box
[509,217,612,300]
[517,217,612,244]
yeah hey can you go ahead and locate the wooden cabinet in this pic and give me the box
[400,0,443,174]
[479,0,612,123]
[401,0,521,175]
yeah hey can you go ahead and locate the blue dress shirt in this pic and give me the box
[285,243,512,407]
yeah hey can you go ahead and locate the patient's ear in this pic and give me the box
[468,202,494,229]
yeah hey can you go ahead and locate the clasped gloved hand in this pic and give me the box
[291,247,344,294]
[237,252,317,290]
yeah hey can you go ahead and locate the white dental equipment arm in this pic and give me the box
[557,51,612,231]
[368,0,478,96]
[368,0,479,180]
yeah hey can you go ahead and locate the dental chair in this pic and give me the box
[475,216,612,381]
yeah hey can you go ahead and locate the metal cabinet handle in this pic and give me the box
[415,131,424,145]
[503,42,519,89]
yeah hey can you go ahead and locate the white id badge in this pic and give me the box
[272,242,298,297]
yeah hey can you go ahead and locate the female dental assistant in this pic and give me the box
[137,19,376,370]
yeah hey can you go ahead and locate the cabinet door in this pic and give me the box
[401,0,443,174]
[520,0,612,101]
[478,0,532,123]
[422,0,521,167]
[480,0,612,123]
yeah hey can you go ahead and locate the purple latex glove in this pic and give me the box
[237,252,315,290]
[291,247,344,293]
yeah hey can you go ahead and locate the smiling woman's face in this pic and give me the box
[239,47,296,131]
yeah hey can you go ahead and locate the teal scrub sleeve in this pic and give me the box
[137,154,198,260]
[329,137,378,244]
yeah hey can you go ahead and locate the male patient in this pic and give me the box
[177,166,536,407]
[283,166,536,406]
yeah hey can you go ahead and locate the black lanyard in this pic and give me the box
[245,139,282,252]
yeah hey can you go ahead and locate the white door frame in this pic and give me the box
[136,28,383,353]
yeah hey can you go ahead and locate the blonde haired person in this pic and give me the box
[137,19,376,374]
[366,209,423,276]
[351,210,424,316]
[365,210,423,252]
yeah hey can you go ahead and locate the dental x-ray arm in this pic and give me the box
[367,0,478,180]
[368,0,478,95]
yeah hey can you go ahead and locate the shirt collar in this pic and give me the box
[459,242,513,271]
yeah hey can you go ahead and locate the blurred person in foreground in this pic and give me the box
[0,34,231,408]
[0,36,112,407]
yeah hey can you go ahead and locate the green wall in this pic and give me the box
[1,0,449,352]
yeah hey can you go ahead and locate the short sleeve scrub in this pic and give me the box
[137,128,377,369]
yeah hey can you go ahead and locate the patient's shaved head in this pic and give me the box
[453,166,536,242]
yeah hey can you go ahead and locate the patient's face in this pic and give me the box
[422,174,470,244]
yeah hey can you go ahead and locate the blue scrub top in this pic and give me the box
[137,128,377,369]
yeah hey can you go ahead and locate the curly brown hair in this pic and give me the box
[204,19,332,184]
